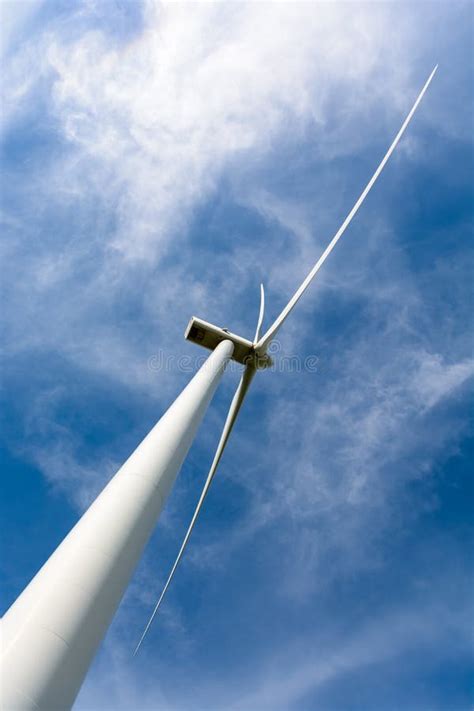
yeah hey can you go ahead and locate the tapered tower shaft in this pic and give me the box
[0,340,234,711]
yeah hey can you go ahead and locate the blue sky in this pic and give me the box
[1,1,473,709]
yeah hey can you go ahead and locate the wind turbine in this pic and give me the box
[0,66,437,710]
[133,64,438,653]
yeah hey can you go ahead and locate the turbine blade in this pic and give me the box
[133,365,256,655]
[253,283,265,344]
[255,65,438,354]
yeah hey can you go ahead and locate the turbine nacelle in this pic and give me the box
[185,316,272,369]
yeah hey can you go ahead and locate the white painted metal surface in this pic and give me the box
[0,340,234,711]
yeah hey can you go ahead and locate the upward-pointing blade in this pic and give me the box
[133,364,256,655]
[255,65,438,354]
[254,284,265,344]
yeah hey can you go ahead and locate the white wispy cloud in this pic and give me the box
[228,592,471,711]
[11,1,424,260]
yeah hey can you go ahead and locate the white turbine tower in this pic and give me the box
[0,66,437,710]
